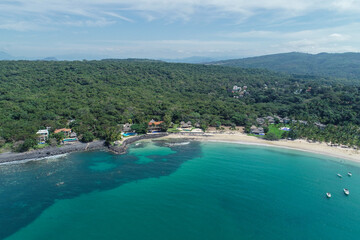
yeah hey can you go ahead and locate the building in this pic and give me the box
[233,85,241,91]
[54,128,72,137]
[256,118,265,125]
[36,129,49,144]
[250,126,265,135]
[148,119,164,133]
[180,121,192,129]
[122,123,133,133]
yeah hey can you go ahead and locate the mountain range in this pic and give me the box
[208,52,360,80]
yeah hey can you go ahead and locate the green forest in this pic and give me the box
[210,52,360,82]
[0,60,359,151]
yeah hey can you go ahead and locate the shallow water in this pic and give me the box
[1,141,360,239]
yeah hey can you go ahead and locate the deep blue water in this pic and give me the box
[1,140,359,239]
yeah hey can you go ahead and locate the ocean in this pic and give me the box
[1,140,359,240]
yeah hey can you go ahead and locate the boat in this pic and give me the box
[337,173,342,178]
[326,192,332,198]
[343,189,350,195]
[348,172,352,176]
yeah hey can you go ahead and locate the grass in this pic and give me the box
[0,143,13,153]
[35,143,49,149]
[248,124,291,139]
[167,124,181,133]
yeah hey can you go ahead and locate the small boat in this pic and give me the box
[56,181,64,186]
[337,174,343,178]
[343,189,350,196]
[326,192,332,198]
[348,172,352,177]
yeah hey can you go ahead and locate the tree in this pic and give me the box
[104,127,122,146]
[16,138,37,152]
[81,132,95,143]
[52,132,65,144]
[131,123,148,134]
[265,132,279,141]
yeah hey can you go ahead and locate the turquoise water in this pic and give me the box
[1,140,360,239]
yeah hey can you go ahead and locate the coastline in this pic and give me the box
[0,140,106,164]
[158,133,360,163]
[1,132,359,164]
[0,133,168,165]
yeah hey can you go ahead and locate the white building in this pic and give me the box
[36,129,49,144]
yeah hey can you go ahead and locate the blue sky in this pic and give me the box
[1,0,360,60]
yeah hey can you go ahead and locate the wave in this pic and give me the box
[0,154,69,166]
[166,142,191,146]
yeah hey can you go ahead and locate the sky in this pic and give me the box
[1,0,360,60]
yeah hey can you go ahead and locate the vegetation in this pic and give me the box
[210,52,360,82]
[0,60,359,151]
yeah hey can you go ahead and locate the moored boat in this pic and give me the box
[343,188,350,195]
[348,172,352,176]
[326,192,331,198]
[337,173,342,178]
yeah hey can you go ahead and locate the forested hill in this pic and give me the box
[0,60,359,150]
[209,52,360,81]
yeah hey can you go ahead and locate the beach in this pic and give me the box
[159,132,360,163]
[1,132,359,164]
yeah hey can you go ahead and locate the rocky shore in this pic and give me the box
[108,133,169,154]
[0,133,171,164]
[0,140,106,164]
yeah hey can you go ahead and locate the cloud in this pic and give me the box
[1,0,360,31]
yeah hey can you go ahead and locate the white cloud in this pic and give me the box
[1,0,360,31]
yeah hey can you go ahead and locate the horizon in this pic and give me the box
[1,51,360,62]
[1,1,360,60]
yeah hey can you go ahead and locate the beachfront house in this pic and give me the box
[54,128,78,143]
[36,129,49,144]
[180,121,192,129]
[54,128,72,137]
[122,123,133,133]
[148,119,164,133]
[250,126,265,135]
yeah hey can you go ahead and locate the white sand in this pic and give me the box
[159,133,360,163]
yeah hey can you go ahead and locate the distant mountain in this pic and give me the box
[0,51,14,60]
[42,57,58,61]
[209,52,360,80]
[162,56,226,64]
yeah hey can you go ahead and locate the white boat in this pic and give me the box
[348,172,352,176]
[337,174,342,178]
[343,189,350,195]
[326,192,332,198]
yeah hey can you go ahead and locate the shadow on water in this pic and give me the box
[0,140,202,239]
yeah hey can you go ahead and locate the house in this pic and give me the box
[122,123,133,133]
[148,119,164,133]
[233,85,241,91]
[180,121,192,129]
[250,126,265,135]
[69,132,77,138]
[54,128,78,143]
[36,129,49,144]
[265,116,275,124]
[256,118,265,125]
[54,128,72,137]
[314,122,326,129]
[283,117,290,124]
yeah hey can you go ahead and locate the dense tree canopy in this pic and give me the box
[0,60,359,150]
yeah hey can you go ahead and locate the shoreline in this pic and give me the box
[1,132,359,165]
[0,133,168,165]
[0,140,106,165]
[158,133,360,163]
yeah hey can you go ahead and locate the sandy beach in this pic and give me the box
[159,133,360,163]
